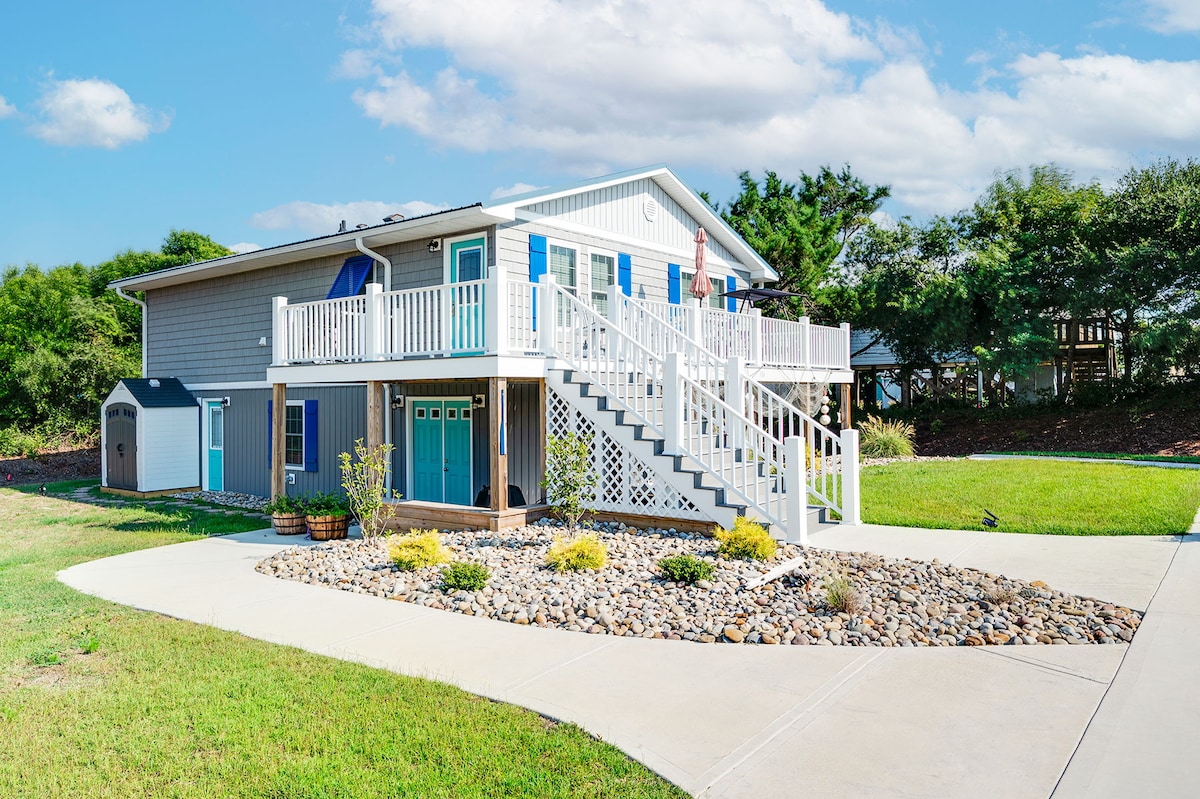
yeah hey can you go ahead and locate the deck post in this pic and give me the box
[663,352,684,456]
[784,435,808,546]
[486,266,509,355]
[606,284,623,327]
[840,322,851,371]
[537,274,557,356]
[727,356,746,452]
[799,316,811,369]
[271,296,288,366]
[366,380,384,456]
[488,377,508,511]
[686,298,702,345]
[839,428,861,525]
[364,283,382,361]
[839,382,852,429]
[271,383,286,499]
[748,308,763,365]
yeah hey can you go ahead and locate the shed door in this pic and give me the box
[105,403,138,490]
[410,400,473,505]
[205,401,224,491]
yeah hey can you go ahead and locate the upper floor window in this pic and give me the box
[683,271,724,309]
[549,244,576,292]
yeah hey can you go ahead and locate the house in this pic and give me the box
[104,166,860,542]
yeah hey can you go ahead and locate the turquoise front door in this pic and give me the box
[448,237,485,354]
[411,400,472,504]
[205,401,224,491]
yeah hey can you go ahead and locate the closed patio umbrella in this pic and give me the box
[689,227,712,300]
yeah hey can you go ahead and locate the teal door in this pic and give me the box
[205,401,224,491]
[411,400,473,504]
[449,237,485,354]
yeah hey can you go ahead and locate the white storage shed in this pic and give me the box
[100,378,200,495]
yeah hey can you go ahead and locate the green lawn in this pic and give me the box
[990,450,1200,465]
[0,482,685,799]
[861,459,1200,535]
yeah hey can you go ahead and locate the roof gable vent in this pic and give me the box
[643,198,658,222]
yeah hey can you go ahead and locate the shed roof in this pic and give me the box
[118,377,197,408]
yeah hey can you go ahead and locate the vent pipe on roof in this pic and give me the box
[355,237,393,292]
[114,287,148,378]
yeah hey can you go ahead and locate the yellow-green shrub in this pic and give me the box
[713,516,777,561]
[388,529,451,570]
[545,533,607,572]
[858,415,916,458]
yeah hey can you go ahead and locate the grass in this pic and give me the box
[990,450,1200,465]
[861,459,1200,536]
[0,481,685,798]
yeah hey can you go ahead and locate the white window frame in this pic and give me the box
[284,399,305,471]
[587,246,618,313]
[545,238,581,296]
[682,269,725,309]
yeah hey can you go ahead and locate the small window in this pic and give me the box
[431,408,441,419]
[549,244,577,291]
[462,408,471,419]
[447,408,458,420]
[416,408,426,419]
[209,407,224,449]
[285,404,304,467]
[683,271,724,309]
[590,253,615,314]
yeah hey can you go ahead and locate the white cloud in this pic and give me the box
[249,199,449,235]
[347,0,1200,215]
[490,182,542,199]
[1144,0,1200,33]
[30,78,168,148]
[228,242,262,254]
[0,96,15,119]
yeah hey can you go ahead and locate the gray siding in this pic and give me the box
[496,221,751,304]
[506,381,544,505]
[146,233,493,384]
[199,385,366,497]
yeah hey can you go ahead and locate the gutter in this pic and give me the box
[354,237,393,292]
[114,287,148,378]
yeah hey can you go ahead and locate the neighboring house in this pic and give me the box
[103,165,860,541]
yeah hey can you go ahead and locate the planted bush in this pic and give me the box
[824,573,867,616]
[440,562,490,592]
[545,533,607,572]
[388,529,451,570]
[657,554,714,585]
[262,494,307,515]
[858,415,916,458]
[714,516,777,561]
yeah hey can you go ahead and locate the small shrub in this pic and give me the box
[262,494,308,515]
[824,573,867,616]
[929,418,944,435]
[657,554,714,585]
[541,433,597,527]
[388,529,451,570]
[440,562,490,592]
[339,438,397,540]
[545,533,607,572]
[304,492,351,517]
[985,582,1019,605]
[713,516,777,561]
[858,415,916,458]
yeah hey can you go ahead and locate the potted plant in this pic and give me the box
[304,492,352,541]
[262,494,308,535]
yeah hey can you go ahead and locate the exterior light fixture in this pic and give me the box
[427,239,442,253]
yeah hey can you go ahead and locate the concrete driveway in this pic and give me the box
[59,521,1200,798]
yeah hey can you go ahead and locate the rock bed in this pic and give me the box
[256,521,1142,647]
[171,490,269,511]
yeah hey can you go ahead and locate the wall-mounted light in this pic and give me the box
[427,239,442,253]
[471,394,485,409]
[221,397,231,407]
[390,395,406,410]
[258,336,268,347]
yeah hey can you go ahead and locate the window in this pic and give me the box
[209,406,224,449]
[285,403,305,468]
[549,244,577,291]
[590,252,615,314]
[683,271,724,309]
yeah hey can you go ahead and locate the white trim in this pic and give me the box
[266,354,547,385]
[443,232,488,284]
[284,399,306,471]
[512,210,737,272]
[183,381,369,391]
[406,396,474,505]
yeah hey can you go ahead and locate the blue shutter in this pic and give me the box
[266,399,272,467]
[529,234,548,330]
[326,255,375,300]
[726,275,738,313]
[667,263,682,304]
[618,253,632,296]
[303,400,318,472]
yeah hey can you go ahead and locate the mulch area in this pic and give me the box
[1,448,99,487]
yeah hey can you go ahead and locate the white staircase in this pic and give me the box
[539,277,860,543]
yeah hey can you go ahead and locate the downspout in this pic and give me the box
[355,237,392,292]
[114,286,148,377]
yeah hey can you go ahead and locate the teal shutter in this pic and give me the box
[667,263,682,304]
[529,234,547,330]
[618,253,632,295]
[303,400,318,472]
[726,275,737,312]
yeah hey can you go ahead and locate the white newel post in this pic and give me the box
[487,267,509,355]
[687,298,702,345]
[537,273,557,355]
[784,435,809,546]
[839,427,862,525]
[271,296,288,366]
[727,357,746,452]
[840,322,852,371]
[799,316,811,369]
[749,308,763,365]
[663,352,685,456]
[606,284,624,328]
[364,283,382,361]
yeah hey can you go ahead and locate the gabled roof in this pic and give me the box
[111,166,776,291]
[118,377,198,408]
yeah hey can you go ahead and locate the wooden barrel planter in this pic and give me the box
[306,514,350,541]
[272,512,308,536]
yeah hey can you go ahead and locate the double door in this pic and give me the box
[411,399,473,505]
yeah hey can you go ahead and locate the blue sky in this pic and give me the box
[2,0,1198,269]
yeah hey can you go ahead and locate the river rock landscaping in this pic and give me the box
[256,520,1143,647]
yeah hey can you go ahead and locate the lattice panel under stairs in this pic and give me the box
[547,387,708,521]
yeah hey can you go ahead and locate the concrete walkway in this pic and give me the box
[58,523,1199,798]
